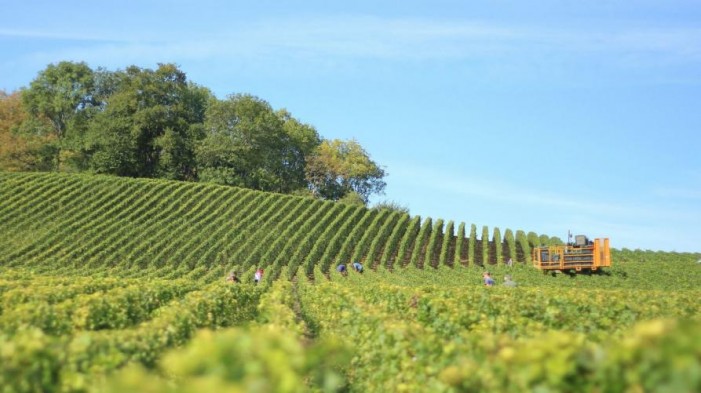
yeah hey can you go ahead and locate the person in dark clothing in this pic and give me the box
[337,263,347,276]
[352,261,363,273]
[226,271,240,283]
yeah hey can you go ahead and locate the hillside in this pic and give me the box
[1,171,700,392]
[0,171,547,280]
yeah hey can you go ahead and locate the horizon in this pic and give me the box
[2,1,700,252]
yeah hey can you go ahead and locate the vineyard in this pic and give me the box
[0,172,547,276]
[1,172,700,392]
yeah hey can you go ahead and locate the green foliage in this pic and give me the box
[481,225,489,266]
[86,64,206,180]
[3,172,700,392]
[493,226,502,265]
[265,200,335,281]
[302,204,355,276]
[21,61,96,138]
[277,109,322,192]
[12,61,384,201]
[453,222,466,267]
[379,214,411,269]
[0,280,262,392]
[437,319,701,393]
[105,328,349,393]
[424,218,444,268]
[468,223,477,266]
[439,221,454,267]
[286,203,348,279]
[0,90,58,172]
[504,228,516,264]
[393,215,421,268]
[410,217,432,268]
[337,190,366,207]
[516,229,531,264]
[527,231,540,248]
[334,209,377,269]
[372,199,410,215]
[363,211,404,269]
[305,138,386,202]
[0,280,195,335]
[103,280,349,393]
[316,205,365,273]
[350,210,390,266]
[198,94,316,192]
[297,266,701,393]
[0,328,65,393]
[20,61,96,170]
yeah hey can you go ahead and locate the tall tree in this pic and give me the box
[21,61,96,170]
[277,109,322,192]
[197,95,319,193]
[86,64,208,180]
[304,139,386,202]
[0,90,55,171]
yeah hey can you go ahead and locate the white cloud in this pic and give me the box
[0,28,129,43]
[386,160,696,222]
[383,160,700,251]
[6,16,701,68]
[653,186,701,199]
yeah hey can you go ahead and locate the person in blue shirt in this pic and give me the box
[336,263,347,276]
[352,261,363,273]
[483,271,495,286]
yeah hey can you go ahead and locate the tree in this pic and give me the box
[304,139,386,202]
[86,64,208,180]
[277,109,322,192]
[197,95,318,193]
[0,90,55,171]
[21,61,96,170]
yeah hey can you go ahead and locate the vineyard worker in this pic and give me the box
[483,271,495,286]
[254,268,263,284]
[353,261,363,273]
[337,263,347,275]
[503,274,517,287]
[226,271,240,283]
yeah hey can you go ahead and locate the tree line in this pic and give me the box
[0,61,388,204]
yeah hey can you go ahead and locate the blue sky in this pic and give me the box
[2,1,700,252]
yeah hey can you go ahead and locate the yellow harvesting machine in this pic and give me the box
[532,234,611,272]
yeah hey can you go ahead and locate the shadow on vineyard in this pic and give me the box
[1,172,699,392]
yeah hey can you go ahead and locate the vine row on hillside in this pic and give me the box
[0,173,549,277]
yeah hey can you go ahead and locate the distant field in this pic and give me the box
[1,171,699,392]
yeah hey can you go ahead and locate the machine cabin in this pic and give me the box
[532,236,611,271]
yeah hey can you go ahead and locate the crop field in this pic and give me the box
[1,172,700,392]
